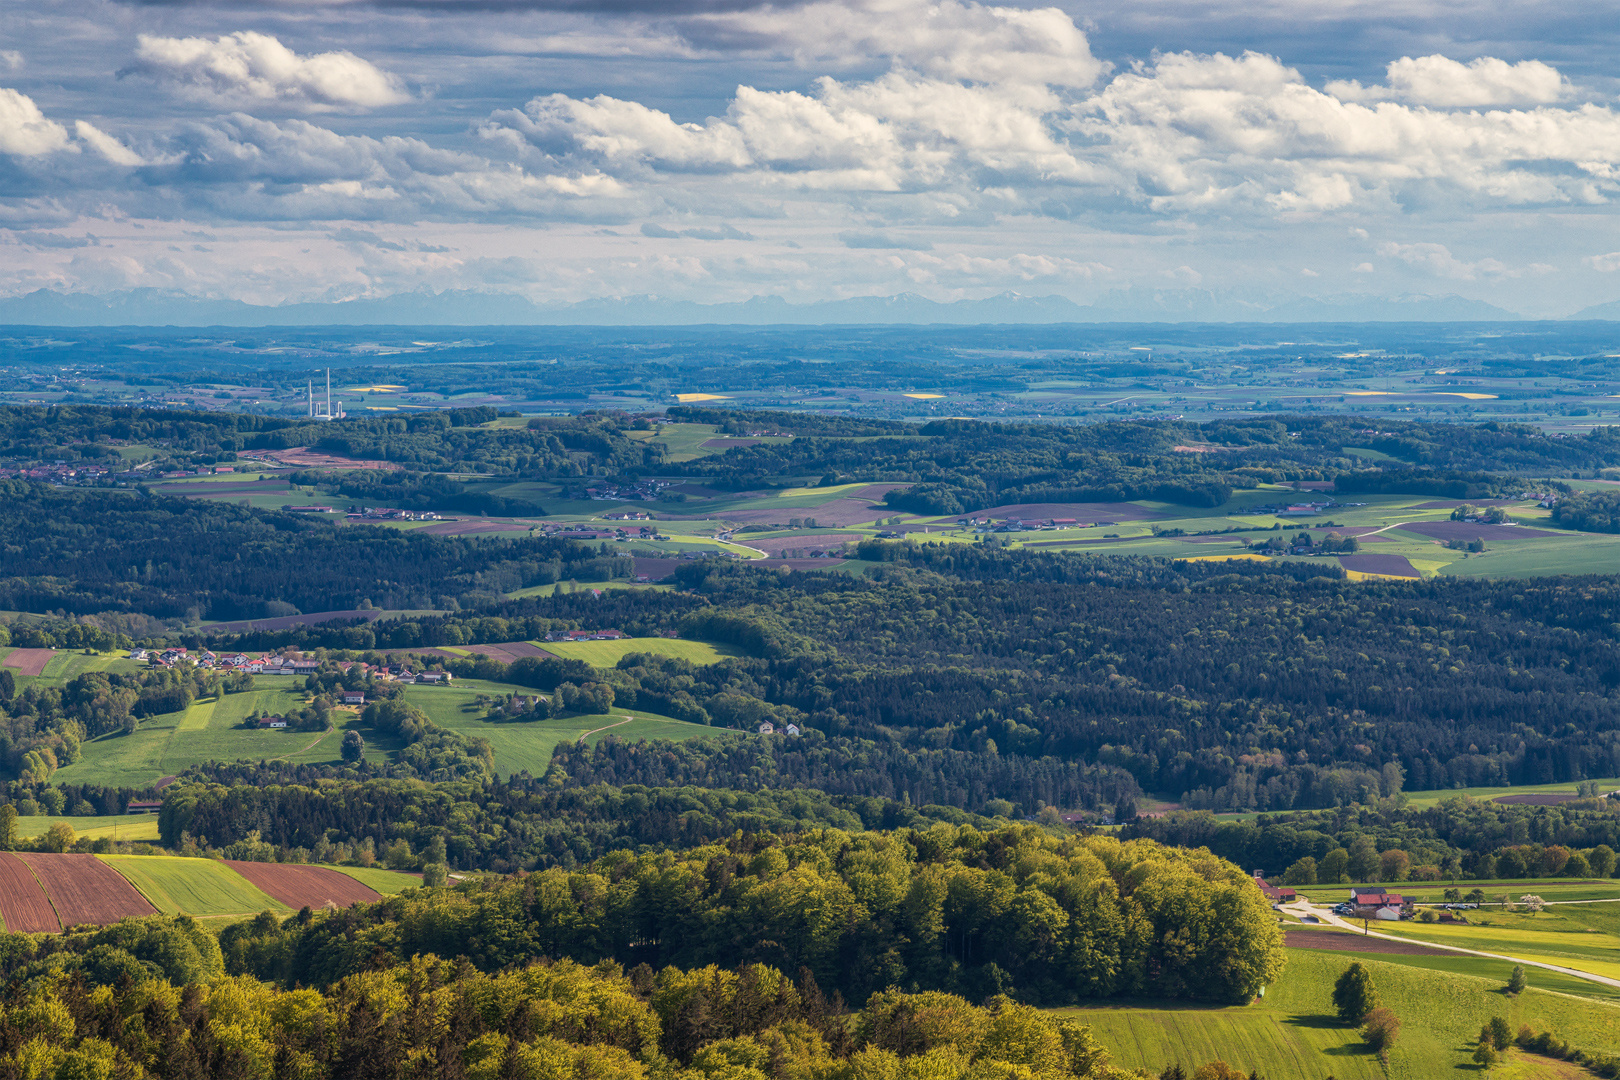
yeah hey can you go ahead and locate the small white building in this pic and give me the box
[758,722,775,735]
[784,724,801,736]
[1374,905,1402,921]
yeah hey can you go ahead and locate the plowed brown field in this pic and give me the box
[1,649,54,676]
[15,853,156,927]
[0,852,59,932]
[225,862,381,909]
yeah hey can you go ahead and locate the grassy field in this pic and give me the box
[402,682,725,777]
[1058,948,1620,1079]
[330,866,423,894]
[100,855,290,916]
[1368,905,1620,981]
[55,686,400,788]
[1398,777,1620,808]
[1285,933,1620,1002]
[534,638,741,667]
[1296,879,1620,905]
[15,815,161,841]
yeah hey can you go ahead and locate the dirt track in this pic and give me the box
[16,853,156,927]
[225,862,381,909]
[0,853,60,932]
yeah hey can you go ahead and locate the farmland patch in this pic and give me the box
[16,853,157,927]
[1337,553,1421,578]
[1,649,54,676]
[100,855,289,916]
[224,861,382,909]
[0,852,60,932]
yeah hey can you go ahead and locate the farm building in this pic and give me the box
[758,722,775,734]
[126,800,162,814]
[1350,887,1411,915]
[1252,870,1296,903]
[342,692,366,705]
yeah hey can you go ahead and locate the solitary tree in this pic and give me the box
[1362,1007,1400,1055]
[1520,894,1546,916]
[1332,963,1379,1025]
[1484,1016,1513,1050]
[1472,1043,1499,1070]
[1506,965,1527,996]
[341,729,365,763]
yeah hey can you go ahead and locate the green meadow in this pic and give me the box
[401,682,727,778]
[15,815,161,842]
[100,854,290,917]
[1058,949,1620,1080]
[533,637,740,667]
[55,685,401,788]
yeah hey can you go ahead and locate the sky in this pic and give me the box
[2,0,1620,317]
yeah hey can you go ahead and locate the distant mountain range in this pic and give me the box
[0,286,1569,327]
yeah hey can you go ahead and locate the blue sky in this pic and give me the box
[2,0,1619,316]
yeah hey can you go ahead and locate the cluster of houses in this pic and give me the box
[756,721,802,736]
[345,507,444,521]
[537,522,666,542]
[583,479,672,501]
[129,649,453,686]
[1252,873,1434,922]
[541,629,627,642]
[959,517,1106,533]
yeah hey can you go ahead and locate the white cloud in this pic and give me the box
[0,88,72,156]
[1075,51,1620,212]
[1377,240,1553,280]
[691,0,1106,89]
[1327,55,1567,107]
[127,32,411,110]
[74,121,145,166]
[1585,252,1620,272]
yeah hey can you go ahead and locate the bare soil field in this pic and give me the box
[1338,553,1421,578]
[953,502,1165,522]
[263,447,402,470]
[1284,929,1450,956]
[225,862,382,909]
[746,533,861,554]
[16,853,156,927]
[773,558,849,570]
[1494,793,1583,805]
[1399,521,1562,542]
[0,852,60,932]
[1412,499,1518,509]
[155,479,291,496]
[466,641,551,663]
[669,499,891,526]
[633,558,684,579]
[206,609,384,633]
[416,520,532,536]
[1,649,54,676]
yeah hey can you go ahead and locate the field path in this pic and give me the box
[177,699,216,731]
[271,727,335,761]
[577,716,634,743]
[1287,900,1620,991]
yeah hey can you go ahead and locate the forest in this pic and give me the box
[0,481,630,619]
[0,941,1151,1080]
[207,827,1283,1007]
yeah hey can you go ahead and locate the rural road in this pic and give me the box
[577,716,634,743]
[1281,900,1620,991]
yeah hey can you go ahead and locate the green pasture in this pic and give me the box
[1398,776,1620,809]
[534,637,740,667]
[1296,879,1620,905]
[15,815,161,842]
[638,423,723,462]
[506,580,663,599]
[1371,907,1620,981]
[330,866,423,895]
[401,682,725,778]
[55,686,397,788]
[1286,933,1620,1002]
[100,854,290,916]
[1059,948,1620,1080]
